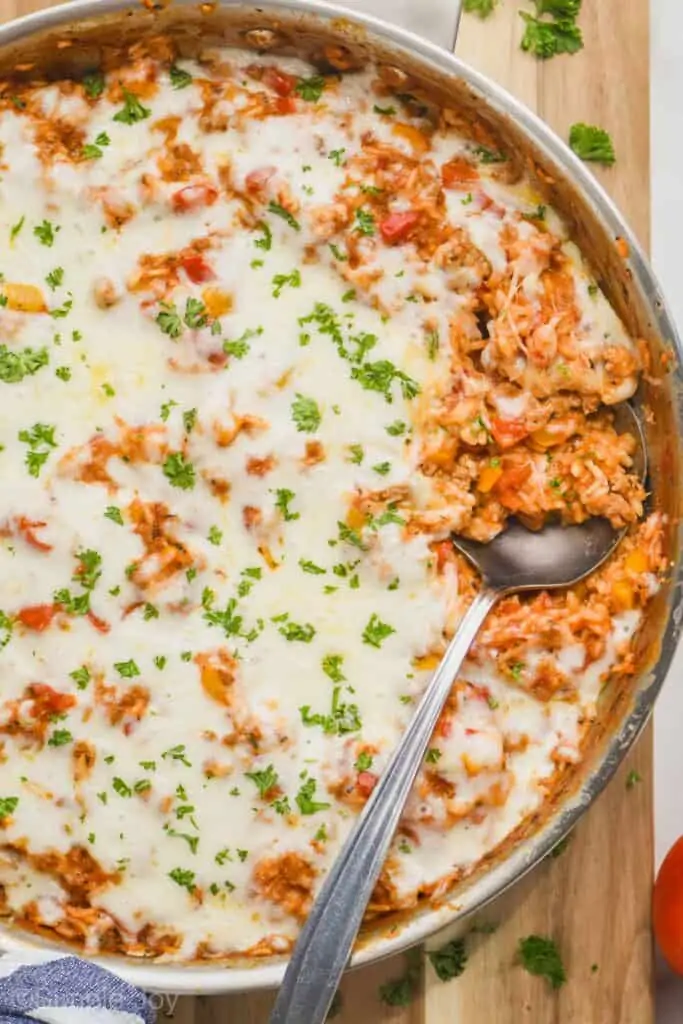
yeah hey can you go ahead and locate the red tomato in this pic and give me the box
[490,416,530,449]
[654,836,683,973]
[441,157,479,189]
[494,463,533,511]
[379,210,420,245]
[17,604,57,632]
[181,253,214,284]
[357,771,378,798]
[245,166,277,193]
[171,183,219,213]
[262,67,297,97]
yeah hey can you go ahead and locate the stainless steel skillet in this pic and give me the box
[0,0,680,997]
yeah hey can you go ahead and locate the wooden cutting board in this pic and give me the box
[0,0,653,1020]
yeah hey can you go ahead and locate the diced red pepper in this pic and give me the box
[357,771,378,798]
[275,96,297,115]
[180,253,215,284]
[17,604,58,632]
[262,67,297,97]
[379,210,420,245]
[171,183,219,213]
[87,610,111,634]
[441,158,479,189]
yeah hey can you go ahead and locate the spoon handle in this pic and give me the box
[269,586,499,1024]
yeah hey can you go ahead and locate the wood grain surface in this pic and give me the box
[0,1,653,1021]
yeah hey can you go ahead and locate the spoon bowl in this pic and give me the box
[270,402,647,1024]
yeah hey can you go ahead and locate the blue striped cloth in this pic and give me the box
[0,952,155,1023]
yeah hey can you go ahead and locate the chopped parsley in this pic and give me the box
[568,122,616,165]
[379,949,422,1007]
[34,220,59,247]
[170,64,193,89]
[45,267,64,290]
[9,216,24,242]
[18,422,57,477]
[223,325,263,359]
[291,393,321,433]
[373,103,396,115]
[184,297,208,329]
[425,748,441,764]
[386,420,407,436]
[83,72,105,99]
[295,76,326,102]
[299,558,326,575]
[113,88,151,125]
[0,797,18,820]
[112,777,132,798]
[274,488,300,522]
[47,729,72,747]
[104,506,124,525]
[518,935,566,988]
[347,444,364,465]
[534,0,580,14]
[267,201,300,231]
[69,666,91,690]
[322,654,345,683]
[350,359,419,403]
[168,867,195,892]
[362,613,395,648]
[245,764,278,797]
[372,461,391,476]
[0,345,49,384]
[300,685,360,735]
[208,526,223,546]
[428,938,468,981]
[464,0,497,16]
[354,751,373,771]
[254,222,273,251]
[162,452,196,490]
[519,12,583,58]
[626,769,642,789]
[328,148,346,167]
[353,208,376,236]
[272,269,301,298]
[295,777,330,815]
[114,659,140,678]
[82,131,111,159]
[278,620,316,643]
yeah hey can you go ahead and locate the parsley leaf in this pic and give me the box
[34,220,59,247]
[292,393,321,433]
[274,488,300,522]
[278,620,316,643]
[429,938,467,981]
[464,0,497,16]
[45,268,64,290]
[113,88,151,125]
[83,72,105,99]
[362,613,395,648]
[350,359,419,403]
[245,764,278,797]
[322,654,345,683]
[114,659,139,678]
[0,796,18,820]
[183,297,207,329]
[519,12,583,58]
[355,751,373,771]
[328,149,346,167]
[295,777,330,815]
[254,221,273,251]
[18,422,57,477]
[156,303,183,338]
[295,76,326,102]
[568,122,616,165]
[379,950,422,1007]
[223,326,263,359]
[168,867,195,892]
[0,345,49,384]
[299,558,326,575]
[162,452,196,490]
[170,64,193,89]
[534,0,580,15]
[518,935,566,988]
[272,269,301,297]
[267,201,300,231]
[48,729,73,747]
[104,505,124,525]
[353,208,375,236]
[9,216,24,242]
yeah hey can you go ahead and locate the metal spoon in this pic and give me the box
[269,403,646,1024]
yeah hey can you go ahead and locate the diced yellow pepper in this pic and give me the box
[346,505,366,531]
[624,549,648,574]
[477,463,503,493]
[3,282,47,313]
[392,122,430,153]
[611,580,634,610]
[201,286,233,318]
[413,652,441,671]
